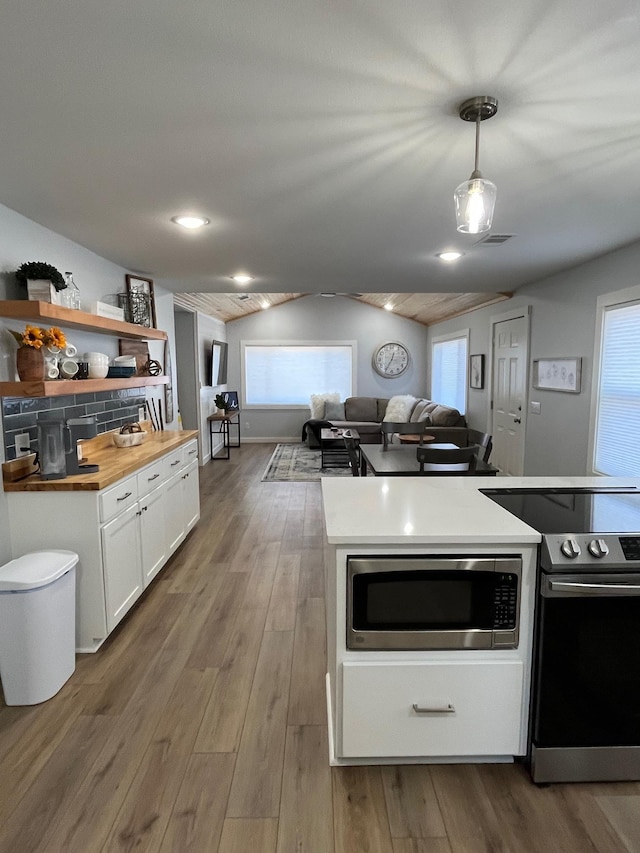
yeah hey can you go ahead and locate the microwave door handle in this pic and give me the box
[412,702,455,714]
[549,580,640,596]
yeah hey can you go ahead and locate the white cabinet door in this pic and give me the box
[164,470,187,556]
[341,660,524,759]
[101,502,144,632]
[139,483,167,587]
[182,458,200,534]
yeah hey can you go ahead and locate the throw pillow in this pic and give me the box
[309,392,340,420]
[430,404,462,426]
[410,400,430,422]
[324,401,346,420]
[383,395,417,422]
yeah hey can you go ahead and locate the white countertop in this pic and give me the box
[321,476,640,545]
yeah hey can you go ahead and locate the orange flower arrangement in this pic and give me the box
[9,325,67,349]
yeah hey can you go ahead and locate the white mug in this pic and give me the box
[64,344,78,358]
[60,359,79,379]
[46,364,60,379]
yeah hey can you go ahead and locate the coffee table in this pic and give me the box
[319,428,360,468]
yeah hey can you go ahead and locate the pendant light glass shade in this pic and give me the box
[454,96,498,235]
[454,174,497,234]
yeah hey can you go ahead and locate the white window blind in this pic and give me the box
[431,335,468,413]
[243,343,353,406]
[594,301,640,476]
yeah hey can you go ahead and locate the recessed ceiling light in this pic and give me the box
[230,274,253,285]
[384,302,394,311]
[261,301,270,310]
[437,251,464,262]
[171,215,210,229]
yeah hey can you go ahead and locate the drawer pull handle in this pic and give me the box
[170,460,180,467]
[147,474,160,481]
[117,492,133,502]
[188,448,197,455]
[412,702,455,714]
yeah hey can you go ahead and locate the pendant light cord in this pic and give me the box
[474,115,481,174]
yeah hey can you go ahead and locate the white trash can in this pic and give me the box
[0,550,78,705]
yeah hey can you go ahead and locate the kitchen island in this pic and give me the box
[322,475,639,766]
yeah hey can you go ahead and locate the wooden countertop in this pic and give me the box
[2,429,199,492]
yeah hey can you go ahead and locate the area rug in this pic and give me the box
[262,443,353,482]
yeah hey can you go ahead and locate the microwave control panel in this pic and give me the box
[492,573,518,630]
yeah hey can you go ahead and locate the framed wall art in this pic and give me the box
[532,357,582,393]
[469,353,485,389]
[123,274,156,328]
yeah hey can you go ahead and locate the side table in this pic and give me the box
[208,410,241,460]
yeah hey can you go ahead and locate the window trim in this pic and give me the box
[240,339,357,409]
[588,283,640,476]
[430,328,470,415]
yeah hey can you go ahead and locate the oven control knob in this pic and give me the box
[588,538,610,558]
[560,539,581,559]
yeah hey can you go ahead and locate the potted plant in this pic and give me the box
[214,393,229,414]
[7,325,67,381]
[15,261,66,304]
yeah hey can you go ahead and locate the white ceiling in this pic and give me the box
[2,1,640,317]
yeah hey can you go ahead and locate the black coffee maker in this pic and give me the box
[65,416,100,475]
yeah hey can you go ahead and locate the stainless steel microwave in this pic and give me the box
[347,555,521,651]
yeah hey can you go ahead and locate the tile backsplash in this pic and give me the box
[2,388,146,460]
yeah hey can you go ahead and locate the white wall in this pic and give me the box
[225,295,429,441]
[175,308,228,461]
[426,239,640,475]
[0,202,179,563]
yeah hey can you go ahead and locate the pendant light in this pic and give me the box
[454,96,498,234]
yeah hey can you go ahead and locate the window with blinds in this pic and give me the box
[431,332,468,414]
[594,300,640,476]
[243,342,354,406]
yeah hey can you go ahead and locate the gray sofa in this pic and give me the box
[305,396,467,446]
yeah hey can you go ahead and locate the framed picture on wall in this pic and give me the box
[469,354,485,389]
[124,274,156,328]
[532,357,582,393]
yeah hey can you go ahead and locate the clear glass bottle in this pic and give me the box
[64,272,81,310]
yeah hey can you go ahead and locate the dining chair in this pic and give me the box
[381,421,428,450]
[466,428,493,463]
[343,435,360,476]
[416,444,479,474]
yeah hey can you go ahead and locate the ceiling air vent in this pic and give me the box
[474,233,514,246]
[237,294,250,301]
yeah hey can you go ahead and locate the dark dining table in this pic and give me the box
[359,443,499,477]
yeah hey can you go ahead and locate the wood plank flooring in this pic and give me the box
[1,442,640,853]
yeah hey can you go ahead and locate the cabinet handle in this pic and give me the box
[412,702,455,714]
[117,491,133,502]
[147,473,160,482]
[170,460,180,467]
[188,448,197,455]
[136,510,143,517]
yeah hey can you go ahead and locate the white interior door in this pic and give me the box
[491,314,528,475]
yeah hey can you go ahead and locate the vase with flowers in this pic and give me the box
[8,325,67,381]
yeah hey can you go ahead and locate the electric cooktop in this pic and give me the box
[481,487,640,571]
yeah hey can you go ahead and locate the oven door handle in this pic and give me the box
[549,580,640,596]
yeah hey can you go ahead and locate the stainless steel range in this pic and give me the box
[482,486,640,783]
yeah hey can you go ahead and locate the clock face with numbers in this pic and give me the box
[373,341,410,377]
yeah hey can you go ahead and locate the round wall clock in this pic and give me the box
[372,341,410,377]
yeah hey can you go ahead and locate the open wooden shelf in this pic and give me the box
[0,300,167,340]
[0,375,169,398]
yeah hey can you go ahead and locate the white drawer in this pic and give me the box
[99,475,139,523]
[341,660,524,759]
[137,460,165,497]
[164,447,185,478]
[183,439,199,463]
